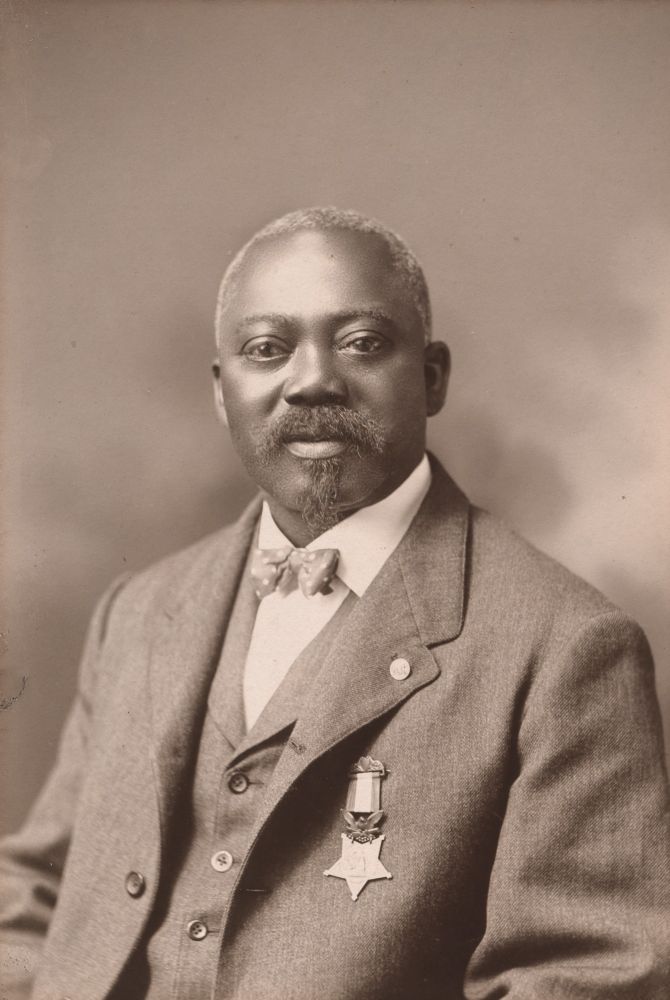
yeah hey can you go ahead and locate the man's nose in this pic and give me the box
[283,344,348,406]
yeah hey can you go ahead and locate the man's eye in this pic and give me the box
[340,334,386,355]
[242,338,289,360]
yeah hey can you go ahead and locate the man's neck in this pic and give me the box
[262,504,341,548]
[262,454,430,548]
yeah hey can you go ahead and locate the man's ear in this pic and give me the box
[211,361,229,427]
[424,341,450,416]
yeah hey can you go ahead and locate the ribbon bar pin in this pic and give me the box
[345,757,385,814]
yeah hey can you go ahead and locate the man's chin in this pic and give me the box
[252,447,392,532]
[301,461,401,534]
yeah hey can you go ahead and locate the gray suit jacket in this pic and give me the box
[1,461,669,999]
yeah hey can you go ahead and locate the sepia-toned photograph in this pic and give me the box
[2,2,669,997]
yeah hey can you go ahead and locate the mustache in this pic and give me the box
[260,406,386,458]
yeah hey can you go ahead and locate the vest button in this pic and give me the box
[211,849,234,873]
[186,918,209,941]
[228,770,249,794]
[125,871,146,898]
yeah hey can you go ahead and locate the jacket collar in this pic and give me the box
[397,453,468,646]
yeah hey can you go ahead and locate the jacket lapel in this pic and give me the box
[207,566,259,752]
[291,459,468,760]
[229,591,359,764]
[147,495,261,833]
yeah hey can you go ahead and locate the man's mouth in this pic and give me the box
[259,406,386,465]
[284,439,348,459]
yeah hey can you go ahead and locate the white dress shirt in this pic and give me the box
[242,454,431,729]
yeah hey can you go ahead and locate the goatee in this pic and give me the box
[300,457,343,534]
[257,405,386,533]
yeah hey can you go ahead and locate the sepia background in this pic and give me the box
[2,0,669,835]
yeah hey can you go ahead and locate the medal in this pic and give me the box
[324,756,392,900]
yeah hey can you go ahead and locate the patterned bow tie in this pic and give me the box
[250,545,340,599]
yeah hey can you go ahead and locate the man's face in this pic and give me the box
[214,228,448,538]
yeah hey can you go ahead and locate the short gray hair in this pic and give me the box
[215,206,432,347]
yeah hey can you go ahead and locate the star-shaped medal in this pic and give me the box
[324,833,392,901]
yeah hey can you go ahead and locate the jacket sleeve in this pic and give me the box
[463,611,670,999]
[0,575,130,1000]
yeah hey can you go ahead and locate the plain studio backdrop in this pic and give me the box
[1,0,669,834]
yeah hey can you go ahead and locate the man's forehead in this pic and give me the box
[226,228,410,322]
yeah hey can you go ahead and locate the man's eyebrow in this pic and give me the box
[235,313,293,332]
[234,308,399,334]
[329,308,398,328]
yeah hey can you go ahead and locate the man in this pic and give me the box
[1,207,669,999]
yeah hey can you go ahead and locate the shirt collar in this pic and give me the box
[257,454,431,597]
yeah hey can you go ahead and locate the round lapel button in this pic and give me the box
[389,657,411,680]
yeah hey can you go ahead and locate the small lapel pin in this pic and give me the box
[324,756,392,901]
[389,657,411,680]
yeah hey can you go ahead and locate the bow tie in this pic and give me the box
[251,545,340,599]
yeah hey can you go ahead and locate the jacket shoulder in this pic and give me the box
[101,503,260,631]
[467,505,634,643]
